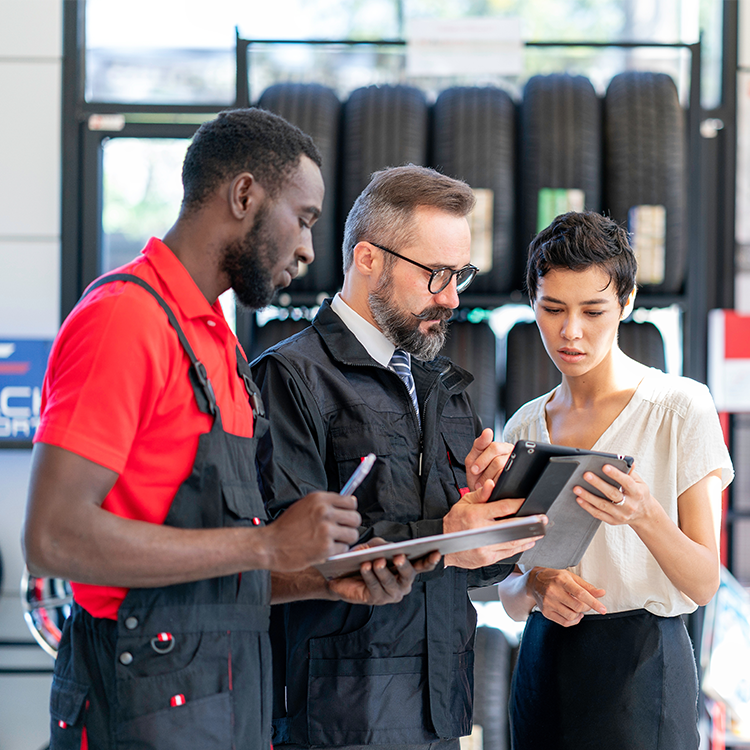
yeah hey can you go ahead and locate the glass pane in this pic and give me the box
[237,0,400,39]
[699,0,724,109]
[248,43,692,106]
[101,138,189,273]
[85,0,236,104]
[86,0,709,106]
[100,136,238,332]
[249,43,408,102]
[404,0,626,40]
[85,0,401,104]
[86,49,235,105]
[404,0,699,43]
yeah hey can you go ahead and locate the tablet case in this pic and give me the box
[490,440,633,503]
[516,453,631,569]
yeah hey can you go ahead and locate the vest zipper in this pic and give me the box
[416,363,451,478]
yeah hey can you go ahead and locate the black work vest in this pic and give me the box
[48,275,272,750]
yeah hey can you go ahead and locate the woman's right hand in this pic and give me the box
[528,567,607,627]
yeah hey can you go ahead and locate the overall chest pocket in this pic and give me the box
[221,480,267,527]
[331,429,392,483]
[439,427,477,501]
[220,481,271,603]
[331,429,419,522]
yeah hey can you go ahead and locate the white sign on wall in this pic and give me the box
[406,17,523,77]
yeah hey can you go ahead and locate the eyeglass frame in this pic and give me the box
[366,242,478,294]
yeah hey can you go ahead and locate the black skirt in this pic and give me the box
[509,609,699,750]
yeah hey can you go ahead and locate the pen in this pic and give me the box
[339,453,376,496]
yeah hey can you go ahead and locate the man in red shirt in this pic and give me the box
[23,108,435,750]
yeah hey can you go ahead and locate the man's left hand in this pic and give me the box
[464,429,514,491]
[329,550,441,605]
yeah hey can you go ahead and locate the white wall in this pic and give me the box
[0,0,62,338]
[0,2,63,748]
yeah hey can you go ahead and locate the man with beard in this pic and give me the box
[252,165,539,750]
[23,111,435,750]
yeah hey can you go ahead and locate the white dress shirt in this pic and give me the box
[330,293,397,368]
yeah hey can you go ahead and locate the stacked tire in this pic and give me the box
[341,84,429,222]
[258,83,342,297]
[440,320,498,432]
[520,74,601,271]
[432,87,516,294]
[473,626,514,750]
[605,71,687,294]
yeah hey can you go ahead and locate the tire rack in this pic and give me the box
[235,35,707,383]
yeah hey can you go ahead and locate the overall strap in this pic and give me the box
[235,345,265,419]
[82,273,218,416]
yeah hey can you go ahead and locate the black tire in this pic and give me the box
[520,74,601,278]
[441,321,498,432]
[431,86,516,294]
[257,83,342,296]
[619,320,666,371]
[502,319,667,420]
[341,85,429,226]
[604,71,687,294]
[473,626,513,750]
[503,321,560,420]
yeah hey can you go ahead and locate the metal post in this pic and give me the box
[235,30,250,108]
[60,0,86,318]
[686,40,706,382]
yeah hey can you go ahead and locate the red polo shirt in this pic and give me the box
[35,238,255,620]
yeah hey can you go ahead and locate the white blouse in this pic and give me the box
[503,368,734,617]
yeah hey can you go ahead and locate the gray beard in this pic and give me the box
[368,279,451,361]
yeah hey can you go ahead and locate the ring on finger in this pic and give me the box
[612,490,626,506]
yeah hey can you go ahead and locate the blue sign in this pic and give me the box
[0,340,54,443]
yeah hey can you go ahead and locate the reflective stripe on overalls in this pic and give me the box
[48,274,272,750]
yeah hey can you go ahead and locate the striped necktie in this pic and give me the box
[389,348,420,426]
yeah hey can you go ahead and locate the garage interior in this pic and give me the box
[1,1,749,748]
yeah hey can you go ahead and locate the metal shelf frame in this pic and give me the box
[61,8,724,382]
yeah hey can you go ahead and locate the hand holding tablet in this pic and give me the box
[491,441,634,514]
[315,515,547,579]
[491,441,635,569]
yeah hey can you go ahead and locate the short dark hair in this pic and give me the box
[181,108,322,211]
[526,211,637,309]
[342,164,476,272]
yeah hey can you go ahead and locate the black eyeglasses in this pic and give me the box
[368,242,478,294]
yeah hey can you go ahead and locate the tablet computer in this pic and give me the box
[489,441,634,512]
[314,515,547,580]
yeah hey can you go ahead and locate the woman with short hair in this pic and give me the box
[498,211,733,750]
